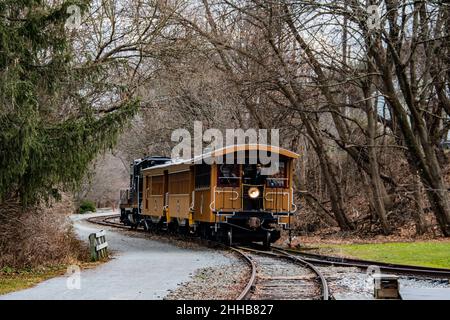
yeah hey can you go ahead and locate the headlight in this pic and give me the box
[248,187,260,199]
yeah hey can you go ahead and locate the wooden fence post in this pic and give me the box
[89,230,108,261]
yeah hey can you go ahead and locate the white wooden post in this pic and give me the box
[89,230,108,261]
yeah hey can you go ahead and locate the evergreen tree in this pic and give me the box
[0,0,138,206]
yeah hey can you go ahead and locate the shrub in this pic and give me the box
[0,194,89,269]
[79,200,96,214]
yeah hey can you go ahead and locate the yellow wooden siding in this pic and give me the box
[167,170,191,220]
[193,189,212,222]
[168,171,190,194]
[168,194,190,219]
[151,175,164,195]
[214,187,241,211]
[142,176,150,215]
[140,149,298,224]
[142,172,166,217]
[264,188,290,212]
[277,215,290,225]
[147,195,165,216]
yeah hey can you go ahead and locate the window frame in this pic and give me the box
[265,160,288,188]
[217,163,241,188]
[194,164,211,189]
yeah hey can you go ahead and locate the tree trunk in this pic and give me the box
[302,117,354,231]
[367,34,450,236]
[366,92,390,235]
[413,174,427,235]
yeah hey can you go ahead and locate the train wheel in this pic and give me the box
[263,232,271,250]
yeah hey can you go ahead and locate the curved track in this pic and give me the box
[229,248,257,300]
[273,246,450,279]
[236,246,329,300]
[87,214,130,229]
[86,213,450,300]
[87,214,256,300]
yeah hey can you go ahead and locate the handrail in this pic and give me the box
[189,190,195,211]
[264,191,289,202]
[290,188,297,213]
[216,189,240,201]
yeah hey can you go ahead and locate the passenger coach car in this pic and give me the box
[120,144,299,247]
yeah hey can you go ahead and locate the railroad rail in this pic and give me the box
[86,214,128,229]
[87,214,257,300]
[273,246,450,279]
[235,246,329,300]
[229,248,257,300]
[86,213,450,299]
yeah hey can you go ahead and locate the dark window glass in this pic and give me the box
[217,164,240,187]
[242,164,265,185]
[195,164,211,189]
[265,160,288,188]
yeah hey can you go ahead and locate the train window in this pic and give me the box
[265,160,288,188]
[217,164,240,187]
[243,164,265,185]
[195,164,211,189]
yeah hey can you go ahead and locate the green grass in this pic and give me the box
[312,242,450,269]
[0,266,67,295]
[0,261,104,295]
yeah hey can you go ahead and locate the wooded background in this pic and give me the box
[83,0,450,237]
[1,0,449,251]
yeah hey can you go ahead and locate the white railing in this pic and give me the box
[89,230,108,261]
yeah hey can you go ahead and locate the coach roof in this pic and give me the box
[142,144,299,172]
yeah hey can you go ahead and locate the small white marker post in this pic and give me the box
[89,230,108,261]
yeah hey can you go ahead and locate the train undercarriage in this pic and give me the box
[119,208,282,248]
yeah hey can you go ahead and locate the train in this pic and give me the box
[119,144,298,247]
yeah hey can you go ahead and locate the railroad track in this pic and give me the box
[273,246,450,279]
[86,213,450,300]
[88,214,258,300]
[229,247,257,300]
[234,246,329,300]
[87,214,129,229]
[86,214,326,300]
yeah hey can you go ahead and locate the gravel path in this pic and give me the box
[0,211,235,300]
[318,266,450,299]
[165,252,248,300]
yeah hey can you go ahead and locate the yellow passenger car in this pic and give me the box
[137,144,299,247]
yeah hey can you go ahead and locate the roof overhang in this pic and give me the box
[142,144,300,172]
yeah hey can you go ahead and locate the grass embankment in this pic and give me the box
[307,241,450,269]
[0,261,104,295]
[0,266,67,295]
